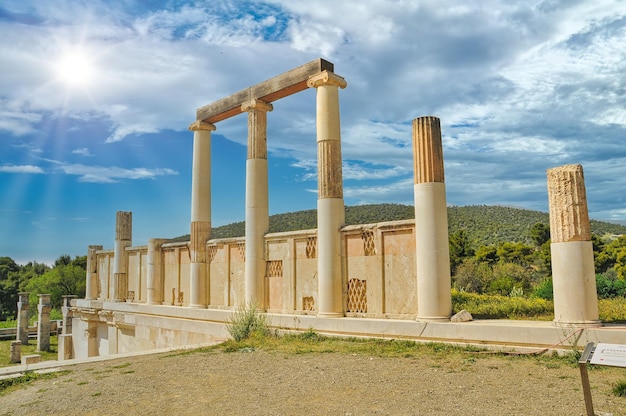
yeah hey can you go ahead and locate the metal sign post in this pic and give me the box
[579,342,626,416]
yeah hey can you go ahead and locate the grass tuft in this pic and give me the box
[225,303,270,342]
[613,380,626,397]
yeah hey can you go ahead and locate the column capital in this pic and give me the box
[188,120,216,132]
[241,98,273,113]
[307,70,347,89]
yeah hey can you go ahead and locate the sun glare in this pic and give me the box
[55,51,94,87]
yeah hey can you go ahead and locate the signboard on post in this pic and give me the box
[590,343,626,367]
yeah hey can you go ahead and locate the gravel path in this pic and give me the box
[1,347,625,415]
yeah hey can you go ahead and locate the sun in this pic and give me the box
[55,50,95,88]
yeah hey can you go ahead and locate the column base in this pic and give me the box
[316,312,343,318]
[188,303,207,309]
[416,316,451,322]
[553,320,602,328]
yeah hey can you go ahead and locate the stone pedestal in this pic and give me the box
[412,116,452,321]
[16,292,29,345]
[58,334,73,361]
[85,245,103,300]
[189,121,215,308]
[547,164,600,326]
[307,71,347,318]
[37,294,52,352]
[112,211,132,302]
[243,99,273,309]
[10,341,21,363]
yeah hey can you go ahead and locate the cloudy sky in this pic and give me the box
[1,0,625,264]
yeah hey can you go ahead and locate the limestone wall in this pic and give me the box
[90,219,417,319]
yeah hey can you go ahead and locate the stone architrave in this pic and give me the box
[189,121,215,308]
[307,70,347,318]
[85,245,103,300]
[37,294,52,352]
[147,238,168,305]
[547,164,600,326]
[112,211,132,302]
[16,292,29,345]
[242,99,273,309]
[412,116,452,321]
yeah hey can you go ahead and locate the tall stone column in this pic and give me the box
[112,211,132,302]
[16,292,29,345]
[412,116,452,321]
[242,99,273,309]
[37,294,51,352]
[307,71,347,318]
[189,120,215,308]
[85,245,102,300]
[58,295,76,361]
[547,164,600,326]
[147,238,168,305]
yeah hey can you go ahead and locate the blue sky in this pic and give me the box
[1,1,625,265]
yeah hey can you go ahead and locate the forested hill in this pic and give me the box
[175,204,626,247]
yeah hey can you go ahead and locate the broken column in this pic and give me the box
[58,295,76,360]
[547,164,600,326]
[16,292,29,345]
[243,99,273,309]
[412,116,452,321]
[188,121,215,308]
[112,211,132,302]
[307,70,347,317]
[147,238,168,305]
[85,245,102,300]
[10,341,21,363]
[37,294,51,352]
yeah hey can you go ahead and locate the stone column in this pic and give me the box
[242,99,273,309]
[112,211,132,302]
[10,341,21,363]
[412,116,452,321]
[307,71,347,318]
[147,238,168,305]
[58,295,77,361]
[16,292,29,345]
[85,245,102,300]
[37,294,51,352]
[61,295,76,334]
[189,120,215,308]
[547,164,600,326]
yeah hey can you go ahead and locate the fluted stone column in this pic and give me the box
[307,70,347,318]
[412,116,452,321]
[147,238,168,305]
[16,292,29,345]
[243,99,273,308]
[37,294,51,352]
[85,245,102,300]
[112,211,132,302]
[547,164,600,326]
[189,120,215,308]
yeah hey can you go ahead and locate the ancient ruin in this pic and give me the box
[62,59,621,360]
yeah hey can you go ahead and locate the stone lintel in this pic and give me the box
[196,58,334,123]
[241,98,273,113]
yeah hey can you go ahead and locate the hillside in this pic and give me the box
[173,204,626,248]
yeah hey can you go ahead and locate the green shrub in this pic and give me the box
[533,277,553,300]
[226,303,270,342]
[612,380,626,397]
[451,289,553,319]
[596,270,626,299]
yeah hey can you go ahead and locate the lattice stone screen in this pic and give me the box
[306,236,317,259]
[347,278,367,313]
[266,260,283,277]
[361,230,375,256]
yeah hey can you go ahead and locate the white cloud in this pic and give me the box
[72,148,92,157]
[0,164,45,174]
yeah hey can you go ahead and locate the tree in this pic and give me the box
[0,257,20,320]
[529,223,550,247]
[449,230,475,274]
[25,264,85,309]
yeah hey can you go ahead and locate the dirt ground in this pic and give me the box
[1,347,625,416]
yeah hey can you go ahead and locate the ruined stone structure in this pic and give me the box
[36,294,51,352]
[547,164,600,326]
[16,292,29,345]
[65,59,618,361]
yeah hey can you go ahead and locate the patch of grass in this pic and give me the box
[77,381,89,385]
[92,392,101,397]
[111,362,131,369]
[0,336,59,367]
[0,370,71,395]
[452,289,554,320]
[613,380,626,397]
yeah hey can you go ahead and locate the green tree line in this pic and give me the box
[0,255,86,320]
